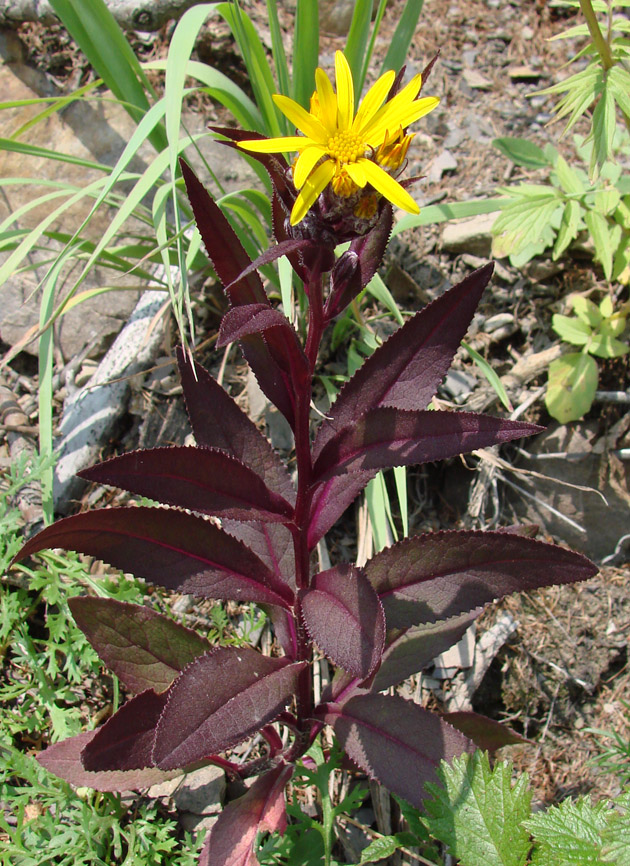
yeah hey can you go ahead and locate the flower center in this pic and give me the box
[327,130,365,164]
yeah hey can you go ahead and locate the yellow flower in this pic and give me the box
[239,51,439,225]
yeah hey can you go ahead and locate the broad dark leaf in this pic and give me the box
[218,304,309,396]
[180,158,295,424]
[200,762,293,866]
[80,447,294,523]
[300,565,385,679]
[177,348,294,502]
[154,648,306,770]
[222,240,317,294]
[82,689,166,772]
[17,508,293,608]
[325,206,393,320]
[365,530,598,630]
[307,470,377,549]
[222,520,295,589]
[313,409,542,482]
[37,731,179,792]
[442,711,527,751]
[370,610,483,692]
[69,597,210,694]
[323,694,473,808]
[314,264,494,459]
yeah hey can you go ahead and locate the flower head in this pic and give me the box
[239,52,439,226]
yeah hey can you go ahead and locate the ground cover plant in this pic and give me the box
[11,47,601,865]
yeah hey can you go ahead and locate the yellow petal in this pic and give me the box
[315,67,338,131]
[352,68,396,134]
[290,159,335,225]
[345,161,367,188]
[358,159,420,214]
[366,96,440,147]
[273,94,328,143]
[360,73,423,141]
[335,51,354,130]
[239,135,310,153]
[293,144,327,189]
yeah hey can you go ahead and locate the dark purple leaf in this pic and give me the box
[365,530,598,630]
[223,240,317,294]
[68,597,210,694]
[325,206,394,320]
[314,264,494,459]
[322,694,473,808]
[200,762,293,866]
[153,648,306,770]
[300,565,385,679]
[180,159,295,424]
[16,508,293,608]
[79,447,294,523]
[307,470,377,548]
[370,610,483,692]
[442,711,527,751]
[218,304,309,396]
[313,409,542,482]
[177,348,294,502]
[37,731,179,792]
[82,689,166,772]
[223,520,295,589]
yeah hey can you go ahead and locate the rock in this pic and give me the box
[508,65,544,81]
[426,149,458,183]
[462,69,492,90]
[172,765,225,815]
[318,0,377,35]
[441,212,497,256]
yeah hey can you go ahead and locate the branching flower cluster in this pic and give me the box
[15,53,597,866]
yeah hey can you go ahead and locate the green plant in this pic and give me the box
[546,290,630,421]
[586,700,630,787]
[11,48,598,866]
[423,751,630,866]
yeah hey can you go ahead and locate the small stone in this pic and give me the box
[484,313,515,334]
[462,69,492,90]
[462,49,478,67]
[426,149,458,183]
[172,765,225,815]
[508,65,543,81]
[442,213,496,256]
[521,25,535,40]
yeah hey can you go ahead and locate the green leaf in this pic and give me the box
[526,797,609,865]
[585,209,619,280]
[588,333,630,358]
[380,0,425,75]
[462,342,512,411]
[554,154,585,195]
[601,792,630,865]
[545,353,598,423]
[599,294,614,318]
[424,752,532,866]
[570,295,602,327]
[358,835,401,864]
[591,84,616,174]
[292,0,319,109]
[344,0,374,100]
[609,65,630,122]
[492,194,561,259]
[553,200,582,259]
[492,137,549,168]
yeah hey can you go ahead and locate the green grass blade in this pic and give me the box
[266,0,291,105]
[278,255,294,320]
[360,0,389,89]
[393,465,409,537]
[381,0,425,74]
[293,0,319,109]
[49,0,166,151]
[344,0,374,99]
[9,81,102,140]
[366,473,397,553]
[219,1,282,136]
[38,257,67,524]
[0,137,110,172]
[392,197,505,236]
[462,342,513,412]
[365,273,404,325]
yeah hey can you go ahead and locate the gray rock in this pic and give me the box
[426,149,458,183]
[172,765,225,815]
[441,212,497,256]
[462,69,492,90]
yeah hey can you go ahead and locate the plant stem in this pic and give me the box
[579,0,614,70]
